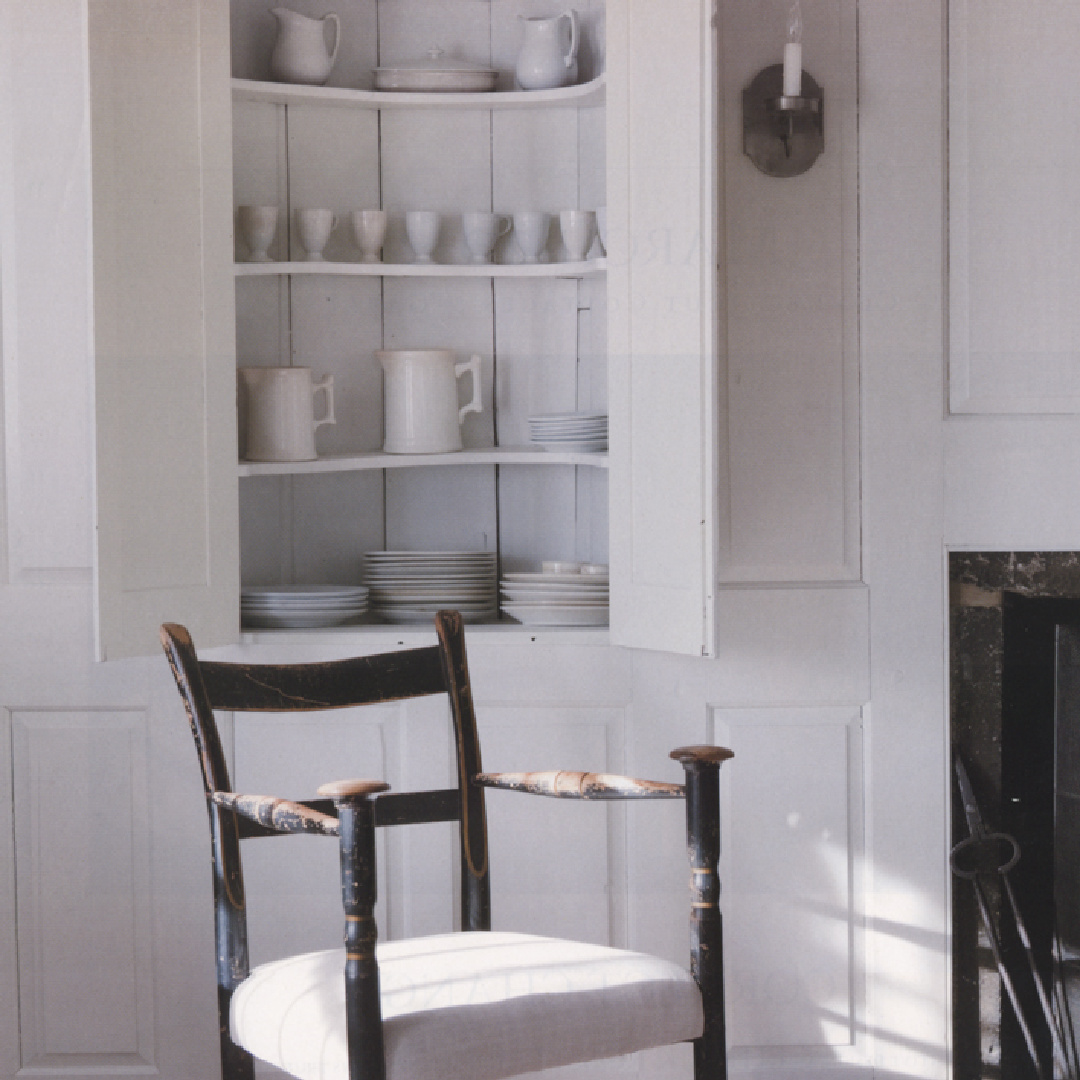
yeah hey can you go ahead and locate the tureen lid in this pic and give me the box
[375,47,496,75]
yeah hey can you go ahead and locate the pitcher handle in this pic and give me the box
[456,355,483,423]
[325,13,341,68]
[562,10,579,68]
[312,374,336,430]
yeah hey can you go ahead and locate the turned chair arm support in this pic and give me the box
[669,745,733,1080]
[474,770,684,800]
[317,780,390,1080]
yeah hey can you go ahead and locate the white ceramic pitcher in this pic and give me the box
[239,367,335,461]
[377,349,482,454]
[269,7,340,85]
[515,10,579,91]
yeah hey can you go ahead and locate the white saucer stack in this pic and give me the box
[241,585,369,629]
[528,411,608,453]
[363,551,499,623]
[500,565,609,626]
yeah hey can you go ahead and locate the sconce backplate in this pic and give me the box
[743,63,824,178]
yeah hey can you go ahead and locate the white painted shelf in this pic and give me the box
[235,258,606,278]
[238,447,609,477]
[241,624,609,645]
[232,74,606,111]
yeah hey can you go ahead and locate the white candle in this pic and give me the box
[783,1,803,96]
[783,41,802,96]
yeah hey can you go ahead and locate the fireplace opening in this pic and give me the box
[951,553,1080,1080]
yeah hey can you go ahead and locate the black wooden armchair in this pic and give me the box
[161,610,732,1080]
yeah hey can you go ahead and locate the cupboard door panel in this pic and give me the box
[90,0,239,658]
[606,0,716,656]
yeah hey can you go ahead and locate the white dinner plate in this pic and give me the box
[500,604,609,626]
[501,572,609,585]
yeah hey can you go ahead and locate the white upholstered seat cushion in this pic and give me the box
[231,931,703,1080]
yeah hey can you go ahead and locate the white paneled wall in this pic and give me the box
[0,5,978,1080]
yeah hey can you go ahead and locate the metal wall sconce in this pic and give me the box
[742,63,824,178]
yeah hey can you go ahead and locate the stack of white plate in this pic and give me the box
[363,551,498,624]
[241,585,369,629]
[528,411,608,453]
[500,569,610,626]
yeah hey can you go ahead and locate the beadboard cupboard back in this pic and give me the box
[90,0,719,660]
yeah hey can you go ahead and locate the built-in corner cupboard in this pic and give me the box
[89,0,717,661]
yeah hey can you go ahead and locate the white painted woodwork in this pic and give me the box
[860,3,950,1078]
[948,0,1080,414]
[717,0,860,584]
[11,710,154,1074]
[713,707,866,1063]
[606,0,718,658]
[2,3,1023,1080]
[0,0,94,589]
[90,0,240,659]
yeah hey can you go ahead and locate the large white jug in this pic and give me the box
[515,10,579,91]
[269,7,340,85]
[238,366,335,462]
[378,350,482,454]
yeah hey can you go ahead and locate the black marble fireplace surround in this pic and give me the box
[951,552,1080,1080]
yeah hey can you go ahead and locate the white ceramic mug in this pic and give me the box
[377,349,482,454]
[238,205,279,262]
[513,211,551,263]
[238,366,335,461]
[463,211,511,264]
[558,209,597,261]
[296,208,338,261]
[350,209,387,263]
[405,211,442,263]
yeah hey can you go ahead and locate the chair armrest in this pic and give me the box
[475,769,684,800]
[212,778,390,836]
[211,791,341,835]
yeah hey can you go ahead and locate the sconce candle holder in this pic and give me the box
[743,62,824,178]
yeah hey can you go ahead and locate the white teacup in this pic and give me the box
[405,210,442,263]
[559,209,597,262]
[463,211,511,264]
[296,208,338,261]
[237,205,279,262]
[350,209,387,263]
[513,211,551,264]
[238,366,335,462]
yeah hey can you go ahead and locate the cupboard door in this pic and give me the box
[606,0,718,657]
[90,0,240,659]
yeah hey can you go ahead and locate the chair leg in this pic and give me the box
[671,746,734,1080]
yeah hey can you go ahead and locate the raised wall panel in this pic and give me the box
[949,1,1080,413]
[717,0,859,583]
[11,709,155,1075]
[710,706,866,1063]
[0,0,94,585]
